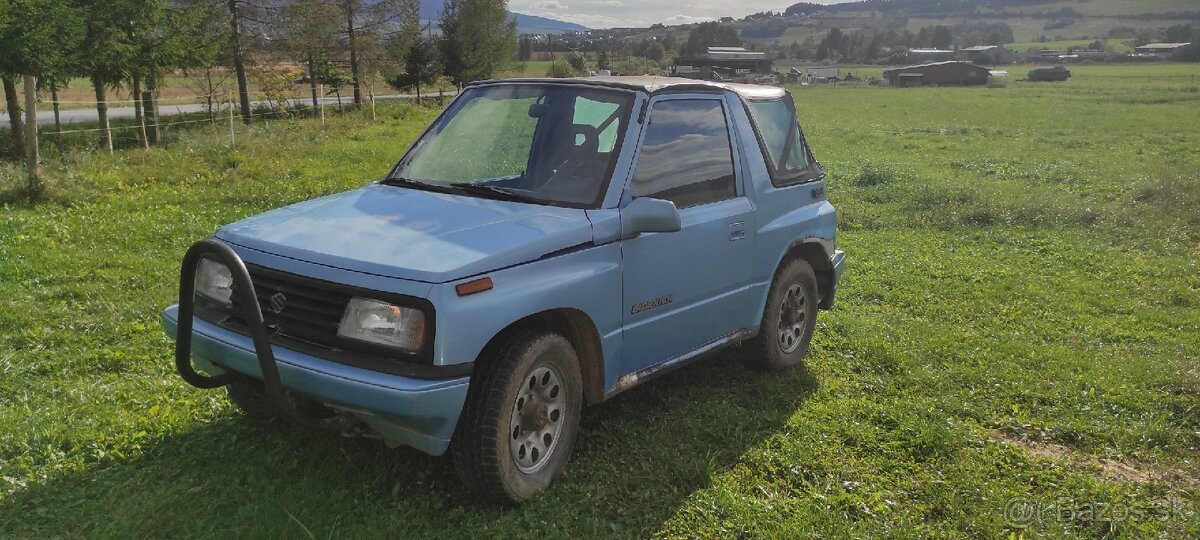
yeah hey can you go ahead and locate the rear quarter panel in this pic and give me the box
[728,95,837,321]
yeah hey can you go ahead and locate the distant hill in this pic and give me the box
[510,12,589,33]
[417,0,588,33]
[762,0,1200,44]
[789,0,1200,18]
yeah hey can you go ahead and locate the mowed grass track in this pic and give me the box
[2,64,1199,537]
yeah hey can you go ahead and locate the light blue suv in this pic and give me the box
[163,77,844,503]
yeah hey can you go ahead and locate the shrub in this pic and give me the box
[546,61,579,78]
[852,163,900,187]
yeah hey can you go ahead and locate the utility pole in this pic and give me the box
[23,75,41,196]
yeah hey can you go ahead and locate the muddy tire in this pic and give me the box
[451,329,583,504]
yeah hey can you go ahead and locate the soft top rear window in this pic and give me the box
[747,98,820,186]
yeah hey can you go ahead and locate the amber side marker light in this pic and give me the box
[456,277,494,297]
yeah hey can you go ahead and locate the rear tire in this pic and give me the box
[747,259,819,371]
[451,329,583,504]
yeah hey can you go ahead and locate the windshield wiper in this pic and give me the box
[449,183,549,205]
[381,177,460,195]
[384,177,551,205]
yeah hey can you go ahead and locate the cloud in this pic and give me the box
[661,14,716,25]
[529,0,568,10]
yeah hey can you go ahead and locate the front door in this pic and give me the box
[619,96,754,375]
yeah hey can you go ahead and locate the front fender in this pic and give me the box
[429,243,623,389]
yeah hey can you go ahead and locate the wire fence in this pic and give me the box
[1,86,458,162]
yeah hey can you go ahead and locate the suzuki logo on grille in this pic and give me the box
[268,293,288,314]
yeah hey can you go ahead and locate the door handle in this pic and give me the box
[728,222,746,241]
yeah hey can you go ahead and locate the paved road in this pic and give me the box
[0,93,454,128]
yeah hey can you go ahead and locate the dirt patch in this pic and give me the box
[991,430,1197,488]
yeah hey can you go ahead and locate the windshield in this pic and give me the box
[391,84,634,208]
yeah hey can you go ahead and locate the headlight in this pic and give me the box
[338,298,427,351]
[195,258,234,306]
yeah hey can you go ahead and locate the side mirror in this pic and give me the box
[621,197,681,239]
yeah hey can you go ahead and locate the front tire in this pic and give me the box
[226,373,334,422]
[226,374,278,420]
[747,259,819,371]
[451,329,583,504]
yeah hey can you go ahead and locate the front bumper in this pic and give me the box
[162,305,469,455]
[821,249,846,309]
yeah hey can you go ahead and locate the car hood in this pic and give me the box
[215,183,594,284]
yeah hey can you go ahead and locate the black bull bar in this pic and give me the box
[174,239,342,430]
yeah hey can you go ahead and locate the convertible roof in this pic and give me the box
[471,76,788,100]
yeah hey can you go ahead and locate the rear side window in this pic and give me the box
[630,100,736,209]
[749,99,816,184]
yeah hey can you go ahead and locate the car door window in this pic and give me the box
[630,99,736,209]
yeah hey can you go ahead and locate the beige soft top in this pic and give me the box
[473,76,788,100]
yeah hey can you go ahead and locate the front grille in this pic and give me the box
[228,265,352,349]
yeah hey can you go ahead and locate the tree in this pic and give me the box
[281,0,341,110]
[518,36,533,61]
[864,33,882,61]
[961,30,983,48]
[931,25,953,49]
[643,42,665,63]
[816,27,845,60]
[440,0,517,85]
[222,0,256,124]
[661,33,678,55]
[337,0,421,105]
[785,2,823,17]
[312,55,351,110]
[567,52,586,72]
[79,0,141,153]
[1165,24,1194,44]
[124,0,212,148]
[682,22,741,56]
[1173,44,1200,62]
[387,37,442,99]
[0,0,81,160]
[546,60,576,78]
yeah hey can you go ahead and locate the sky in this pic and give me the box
[509,0,848,29]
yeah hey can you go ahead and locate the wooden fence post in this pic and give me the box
[23,75,41,196]
[144,91,160,145]
[228,90,235,145]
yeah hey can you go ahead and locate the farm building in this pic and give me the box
[672,47,773,81]
[906,48,956,62]
[1133,43,1192,58]
[883,61,991,87]
[802,66,840,83]
[960,45,1015,65]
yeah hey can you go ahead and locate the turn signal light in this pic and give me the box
[456,277,494,297]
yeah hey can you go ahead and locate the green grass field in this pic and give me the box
[2,64,1199,537]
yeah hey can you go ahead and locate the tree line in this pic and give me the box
[0,0,517,165]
